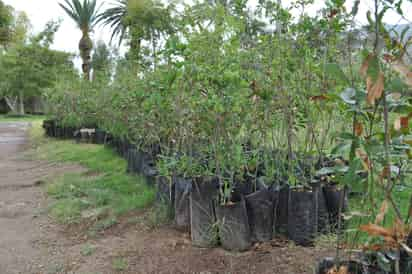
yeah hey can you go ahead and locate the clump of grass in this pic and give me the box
[30,123,155,228]
[80,244,96,257]
[112,257,128,271]
[146,203,173,229]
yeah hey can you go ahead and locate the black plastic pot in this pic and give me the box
[94,129,107,144]
[173,176,191,231]
[156,176,175,216]
[190,177,219,247]
[64,127,76,139]
[126,149,139,174]
[311,182,329,234]
[288,187,318,246]
[55,125,63,138]
[141,159,158,186]
[43,120,56,137]
[323,184,348,229]
[272,184,289,236]
[231,180,254,202]
[245,188,273,242]
[216,197,252,252]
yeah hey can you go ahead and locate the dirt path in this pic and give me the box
[0,122,42,274]
[0,122,333,274]
[0,122,82,274]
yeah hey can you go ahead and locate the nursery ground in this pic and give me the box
[0,120,335,274]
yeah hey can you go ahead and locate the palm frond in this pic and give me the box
[96,0,128,45]
[59,0,100,32]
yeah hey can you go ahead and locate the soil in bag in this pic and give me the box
[323,184,348,230]
[190,177,219,247]
[216,197,252,252]
[288,188,318,246]
[173,176,192,231]
[245,187,273,242]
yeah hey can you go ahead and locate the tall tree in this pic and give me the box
[0,0,13,49]
[59,0,100,80]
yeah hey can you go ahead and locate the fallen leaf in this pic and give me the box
[367,72,385,105]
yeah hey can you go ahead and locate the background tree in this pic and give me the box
[0,0,13,49]
[0,21,74,115]
[59,0,100,80]
[91,40,113,82]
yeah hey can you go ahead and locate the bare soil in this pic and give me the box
[0,122,333,274]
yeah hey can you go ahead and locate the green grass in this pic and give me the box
[29,123,155,228]
[112,258,128,271]
[0,114,46,122]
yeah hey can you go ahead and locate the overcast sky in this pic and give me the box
[3,0,412,58]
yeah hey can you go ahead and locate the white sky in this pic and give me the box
[3,0,412,58]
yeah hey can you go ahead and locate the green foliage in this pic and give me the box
[0,20,73,114]
[0,0,13,48]
[91,40,113,82]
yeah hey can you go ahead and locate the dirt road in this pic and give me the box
[0,122,45,273]
[0,122,82,274]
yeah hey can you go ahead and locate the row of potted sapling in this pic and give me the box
[43,120,348,251]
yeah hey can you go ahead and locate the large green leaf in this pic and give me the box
[324,63,350,84]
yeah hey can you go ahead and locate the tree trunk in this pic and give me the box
[18,90,24,115]
[79,32,93,81]
[4,96,17,113]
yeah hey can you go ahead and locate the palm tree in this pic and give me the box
[97,0,174,66]
[59,0,100,80]
[97,0,142,61]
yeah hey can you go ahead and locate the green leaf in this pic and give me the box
[324,63,350,84]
